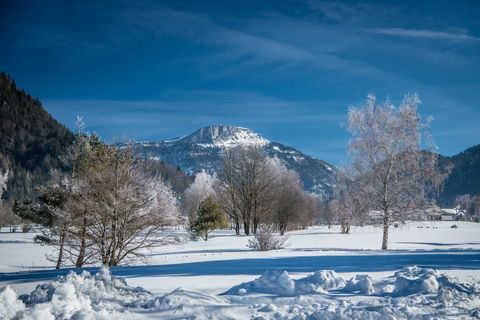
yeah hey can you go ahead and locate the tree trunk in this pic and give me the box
[243,220,250,236]
[56,229,66,269]
[234,219,240,235]
[253,216,258,234]
[279,220,286,235]
[382,212,389,250]
[75,213,87,267]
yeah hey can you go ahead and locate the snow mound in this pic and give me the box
[296,270,346,294]
[224,269,345,296]
[225,270,297,296]
[394,266,440,295]
[344,274,375,295]
[393,266,480,298]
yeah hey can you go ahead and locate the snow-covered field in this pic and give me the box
[1,221,479,319]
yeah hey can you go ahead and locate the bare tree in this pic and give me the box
[330,182,369,234]
[217,147,276,235]
[216,150,242,234]
[346,94,442,249]
[268,158,303,235]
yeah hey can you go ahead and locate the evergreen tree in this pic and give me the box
[192,197,227,241]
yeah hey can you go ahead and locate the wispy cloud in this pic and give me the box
[119,6,389,77]
[43,91,346,138]
[370,28,480,42]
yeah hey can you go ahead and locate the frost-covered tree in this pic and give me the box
[16,133,180,268]
[182,171,217,229]
[346,94,441,249]
[247,224,288,251]
[81,144,179,266]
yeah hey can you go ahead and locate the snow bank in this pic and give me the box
[1,266,479,319]
[0,268,243,320]
[230,267,480,320]
[1,267,153,319]
[225,266,479,299]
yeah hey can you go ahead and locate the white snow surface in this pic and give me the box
[1,221,480,319]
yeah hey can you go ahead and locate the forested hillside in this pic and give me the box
[0,72,74,201]
[439,144,480,206]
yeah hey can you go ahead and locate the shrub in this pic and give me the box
[248,224,288,251]
[21,224,33,233]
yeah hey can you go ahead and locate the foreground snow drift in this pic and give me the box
[1,266,479,319]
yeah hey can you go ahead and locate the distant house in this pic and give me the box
[426,208,465,221]
[441,208,466,221]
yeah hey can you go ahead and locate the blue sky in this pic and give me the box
[1,0,479,165]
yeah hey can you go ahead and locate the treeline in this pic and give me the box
[182,146,325,238]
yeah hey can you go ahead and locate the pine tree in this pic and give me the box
[192,197,228,241]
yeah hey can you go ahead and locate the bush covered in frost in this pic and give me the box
[247,224,287,251]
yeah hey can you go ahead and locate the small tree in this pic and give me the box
[192,197,228,241]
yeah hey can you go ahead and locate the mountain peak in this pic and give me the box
[179,125,270,148]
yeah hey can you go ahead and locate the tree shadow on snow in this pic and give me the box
[1,249,479,284]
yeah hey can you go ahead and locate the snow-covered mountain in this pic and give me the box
[130,125,340,199]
